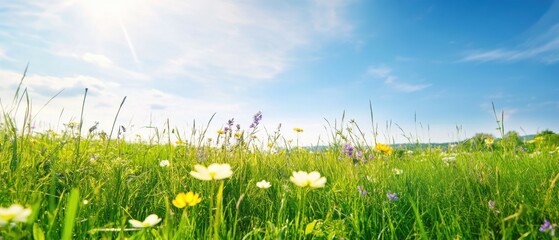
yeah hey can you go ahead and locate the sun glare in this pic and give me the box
[78,0,143,24]
[74,0,149,66]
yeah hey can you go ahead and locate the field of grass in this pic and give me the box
[1,88,559,239]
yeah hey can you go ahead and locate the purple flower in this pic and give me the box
[343,143,354,157]
[355,149,363,159]
[386,192,398,202]
[357,185,367,196]
[249,111,263,128]
[540,219,553,232]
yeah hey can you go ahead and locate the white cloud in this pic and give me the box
[82,53,113,67]
[2,0,356,88]
[367,65,431,93]
[311,0,354,37]
[393,82,431,93]
[0,47,9,60]
[0,69,119,99]
[367,66,391,78]
[462,20,559,64]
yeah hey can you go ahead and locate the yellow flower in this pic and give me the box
[217,129,225,135]
[190,163,233,181]
[374,143,393,155]
[534,136,544,142]
[175,139,186,145]
[234,132,242,138]
[128,214,161,228]
[66,121,79,128]
[484,138,494,146]
[172,192,202,208]
[267,142,273,148]
[256,180,272,189]
[293,127,304,133]
[290,171,327,188]
[0,204,32,226]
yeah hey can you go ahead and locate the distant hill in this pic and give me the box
[303,134,538,151]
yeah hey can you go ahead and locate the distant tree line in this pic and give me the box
[463,129,559,152]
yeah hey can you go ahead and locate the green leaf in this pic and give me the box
[61,188,80,240]
[33,223,46,240]
[305,220,318,235]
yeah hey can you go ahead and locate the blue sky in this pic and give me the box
[1,0,558,145]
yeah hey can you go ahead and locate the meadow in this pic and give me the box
[1,86,559,239]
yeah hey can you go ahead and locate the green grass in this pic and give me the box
[1,86,559,239]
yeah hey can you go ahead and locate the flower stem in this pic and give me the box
[213,181,224,240]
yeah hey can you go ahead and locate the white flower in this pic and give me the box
[190,163,233,181]
[290,171,327,188]
[442,157,456,162]
[159,160,170,167]
[256,180,271,189]
[128,214,161,228]
[392,168,403,175]
[0,204,32,226]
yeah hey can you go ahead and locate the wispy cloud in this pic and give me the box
[311,0,354,37]
[0,47,9,61]
[0,69,119,98]
[2,1,355,85]
[367,65,431,93]
[462,19,559,64]
[81,53,113,68]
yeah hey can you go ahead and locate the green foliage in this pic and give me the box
[1,78,558,238]
[1,118,558,239]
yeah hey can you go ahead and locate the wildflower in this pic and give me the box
[293,127,304,133]
[290,171,327,188]
[267,142,273,148]
[442,156,456,162]
[175,139,186,145]
[128,214,161,228]
[484,138,494,146]
[343,143,354,157]
[47,130,59,137]
[256,180,272,189]
[540,219,553,232]
[190,163,233,181]
[357,185,367,196]
[65,121,79,129]
[234,132,242,138]
[406,150,414,155]
[0,204,32,226]
[88,121,99,133]
[386,192,399,201]
[83,199,90,205]
[355,149,363,159]
[374,144,393,155]
[172,192,202,208]
[217,129,225,135]
[487,200,500,214]
[159,160,170,167]
[249,111,263,128]
[392,168,403,175]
